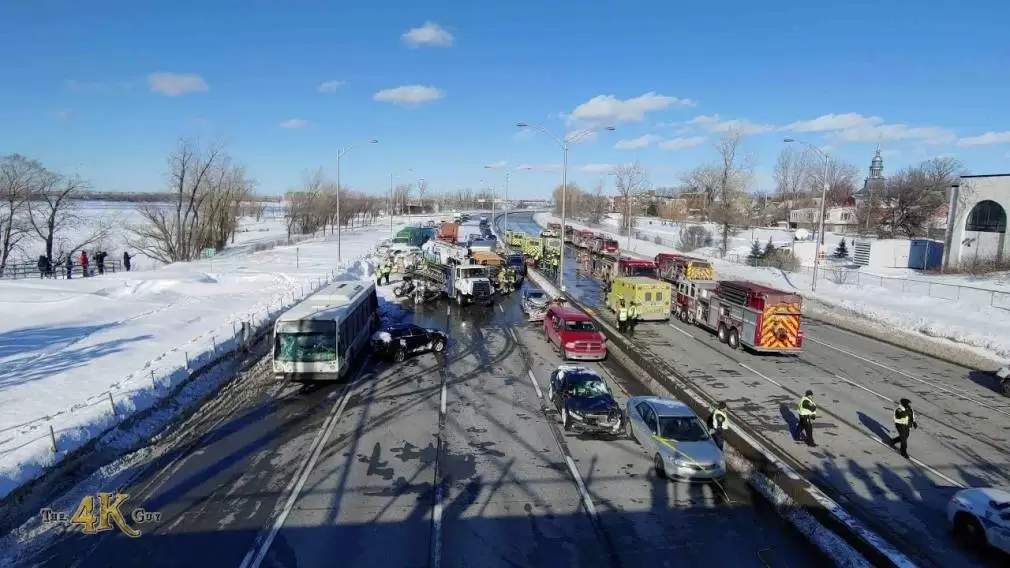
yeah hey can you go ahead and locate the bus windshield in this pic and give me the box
[275,331,337,362]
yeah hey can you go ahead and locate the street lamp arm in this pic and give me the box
[338,138,379,159]
[516,122,565,148]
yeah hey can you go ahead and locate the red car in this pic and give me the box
[543,305,607,361]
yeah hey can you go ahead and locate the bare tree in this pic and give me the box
[882,157,965,238]
[804,158,860,207]
[612,161,648,234]
[588,180,608,224]
[128,138,251,264]
[415,179,429,211]
[0,154,38,274]
[773,147,812,213]
[28,169,113,265]
[683,129,752,255]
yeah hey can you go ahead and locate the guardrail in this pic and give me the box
[567,217,1010,311]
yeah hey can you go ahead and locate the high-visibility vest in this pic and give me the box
[628,306,638,319]
[894,406,910,426]
[798,396,816,417]
[712,409,729,430]
[618,308,628,321]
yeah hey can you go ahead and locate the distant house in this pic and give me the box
[789,206,858,234]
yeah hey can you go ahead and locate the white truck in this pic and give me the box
[422,239,468,265]
[402,262,494,306]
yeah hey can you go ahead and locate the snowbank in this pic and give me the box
[0,222,396,500]
[536,213,1010,365]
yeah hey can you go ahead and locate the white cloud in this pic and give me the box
[147,72,208,96]
[688,114,721,125]
[55,109,74,120]
[783,113,883,132]
[710,118,775,135]
[373,84,444,105]
[956,131,1010,147]
[659,136,707,150]
[402,21,454,48]
[831,123,955,145]
[279,118,309,129]
[317,80,345,93]
[568,92,694,125]
[580,163,617,174]
[614,134,662,150]
[485,160,507,169]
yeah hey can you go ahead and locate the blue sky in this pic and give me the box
[2,0,1009,198]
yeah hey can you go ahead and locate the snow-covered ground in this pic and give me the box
[0,217,398,500]
[537,212,1010,364]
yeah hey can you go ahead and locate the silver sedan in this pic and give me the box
[625,395,726,482]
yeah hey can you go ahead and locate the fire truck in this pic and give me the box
[676,280,803,353]
[588,235,620,257]
[655,252,714,283]
[573,230,596,249]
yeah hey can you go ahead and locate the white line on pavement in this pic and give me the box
[834,374,893,403]
[440,383,447,414]
[239,361,365,568]
[807,336,1010,417]
[667,323,694,338]
[498,304,504,313]
[527,370,543,399]
[859,432,965,488]
[740,362,784,388]
[510,329,519,342]
[564,456,599,519]
[431,498,443,568]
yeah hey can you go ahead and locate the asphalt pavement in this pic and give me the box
[504,211,1010,568]
[3,226,823,567]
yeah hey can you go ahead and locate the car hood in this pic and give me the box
[567,395,619,413]
[525,296,549,306]
[656,438,723,465]
[955,487,1010,507]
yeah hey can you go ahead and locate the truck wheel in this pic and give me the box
[728,329,740,350]
[717,324,728,343]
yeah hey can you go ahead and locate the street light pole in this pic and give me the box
[516,122,615,291]
[504,171,510,231]
[336,139,378,263]
[784,138,830,292]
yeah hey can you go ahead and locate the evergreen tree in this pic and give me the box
[834,238,848,258]
[646,201,659,217]
[763,237,775,259]
[747,240,763,266]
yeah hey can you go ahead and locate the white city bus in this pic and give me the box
[272,280,379,381]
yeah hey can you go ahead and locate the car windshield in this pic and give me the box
[527,291,546,300]
[569,377,609,397]
[275,332,336,362]
[657,416,710,442]
[565,321,595,332]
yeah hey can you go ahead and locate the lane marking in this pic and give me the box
[431,497,443,568]
[440,382,447,414]
[446,305,450,316]
[564,455,599,519]
[498,303,504,313]
[806,336,1010,416]
[510,329,519,342]
[239,361,365,568]
[834,373,893,403]
[527,370,543,399]
[745,364,967,488]
[740,362,784,388]
[667,322,694,338]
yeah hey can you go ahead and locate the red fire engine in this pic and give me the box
[676,280,803,353]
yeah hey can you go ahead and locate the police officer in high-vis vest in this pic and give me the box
[707,401,729,450]
[796,390,817,447]
[627,301,639,337]
[617,299,629,333]
[888,398,917,459]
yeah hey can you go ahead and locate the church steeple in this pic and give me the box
[869,143,884,180]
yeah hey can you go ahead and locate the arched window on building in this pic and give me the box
[965,200,1007,233]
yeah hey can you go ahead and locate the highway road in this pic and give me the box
[3,222,823,568]
[505,211,1010,568]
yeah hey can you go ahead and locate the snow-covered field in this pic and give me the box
[0,216,397,500]
[537,212,1010,364]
